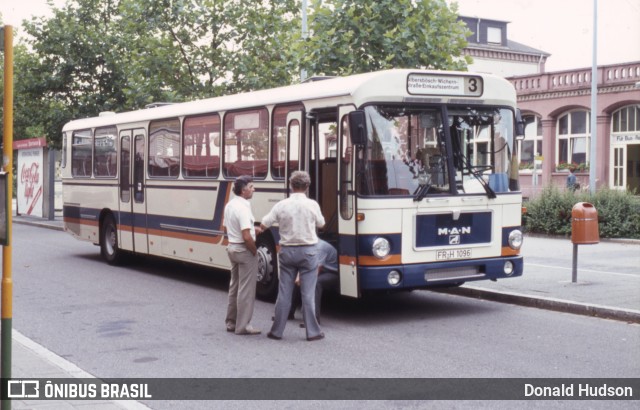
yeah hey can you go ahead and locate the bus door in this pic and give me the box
[307,109,339,236]
[118,129,148,254]
[337,105,359,298]
[285,110,303,192]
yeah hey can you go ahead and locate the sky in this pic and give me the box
[2,0,640,72]
[451,0,640,71]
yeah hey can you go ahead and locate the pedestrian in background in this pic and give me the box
[223,175,262,335]
[260,171,326,341]
[566,167,578,192]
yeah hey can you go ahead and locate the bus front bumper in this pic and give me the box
[358,256,523,290]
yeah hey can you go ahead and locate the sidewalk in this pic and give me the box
[5,213,151,409]
[442,234,640,324]
[6,330,150,410]
[5,213,640,409]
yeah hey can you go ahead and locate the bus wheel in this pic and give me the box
[100,214,124,265]
[256,237,278,301]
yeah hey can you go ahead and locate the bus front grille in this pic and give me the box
[425,266,484,282]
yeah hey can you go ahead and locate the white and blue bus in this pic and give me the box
[61,69,524,299]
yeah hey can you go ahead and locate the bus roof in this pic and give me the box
[62,69,516,132]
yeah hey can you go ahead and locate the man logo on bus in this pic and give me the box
[438,227,471,245]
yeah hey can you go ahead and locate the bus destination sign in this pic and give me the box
[407,73,483,97]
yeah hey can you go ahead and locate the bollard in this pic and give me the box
[570,202,599,283]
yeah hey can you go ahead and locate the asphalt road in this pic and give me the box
[4,224,640,409]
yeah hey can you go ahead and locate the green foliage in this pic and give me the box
[299,0,471,77]
[524,186,640,239]
[117,0,299,101]
[16,0,128,148]
[8,0,299,148]
[4,0,471,148]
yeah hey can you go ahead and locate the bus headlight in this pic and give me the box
[387,270,402,286]
[372,237,391,259]
[508,229,523,250]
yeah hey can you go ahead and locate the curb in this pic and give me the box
[13,330,151,410]
[436,286,640,324]
[13,218,64,232]
[524,232,640,245]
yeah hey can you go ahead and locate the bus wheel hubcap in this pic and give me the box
[256,245,273,284]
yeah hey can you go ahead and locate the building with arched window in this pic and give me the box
[511,62,640,197]
[458,15,640,197]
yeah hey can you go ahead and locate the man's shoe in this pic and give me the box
[307,333,325,342]
[267,332,282,340]
[236,327,261,335]
[226,325,235,332]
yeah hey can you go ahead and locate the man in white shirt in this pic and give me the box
[223,175,262,335]
[261,171,326,341]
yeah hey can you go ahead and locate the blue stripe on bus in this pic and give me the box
[337,234,358,257]
[63,205,100,221]
[65,207,226,239]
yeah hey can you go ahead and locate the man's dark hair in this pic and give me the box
[233,175,254,196]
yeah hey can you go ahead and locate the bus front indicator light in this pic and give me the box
[388,270,402,286]
[504,261,514,275]
[372,237,391,259]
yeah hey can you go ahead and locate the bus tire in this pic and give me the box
[100,214,125,265]
[256,236,278,301]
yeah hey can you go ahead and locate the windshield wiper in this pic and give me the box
[469,167,496,199]
[413,171,431,202]
[451,126,496,199]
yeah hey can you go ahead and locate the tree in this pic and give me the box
[17,0,128,148]
[12,0,300,147]
[298,0,471,77]
[117,0,299,103]
[8,0,471,148]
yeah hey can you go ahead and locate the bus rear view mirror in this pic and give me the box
[348,110,367,146]
[515,108,525,140]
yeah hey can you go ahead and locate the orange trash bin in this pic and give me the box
[571,202,599,244]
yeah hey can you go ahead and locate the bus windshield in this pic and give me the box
[358,105,519,197]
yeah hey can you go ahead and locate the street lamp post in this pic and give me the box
[589,0,598,194]
[301,0,308,82]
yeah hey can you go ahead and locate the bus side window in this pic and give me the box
[223,108,269,178]
[134,135,145,203]
[340,115,354,220]
[94,126,118,178]
[149,118,180,178]
[183,114,221,179]
[71,129,92,178]
[272,104,304,179]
